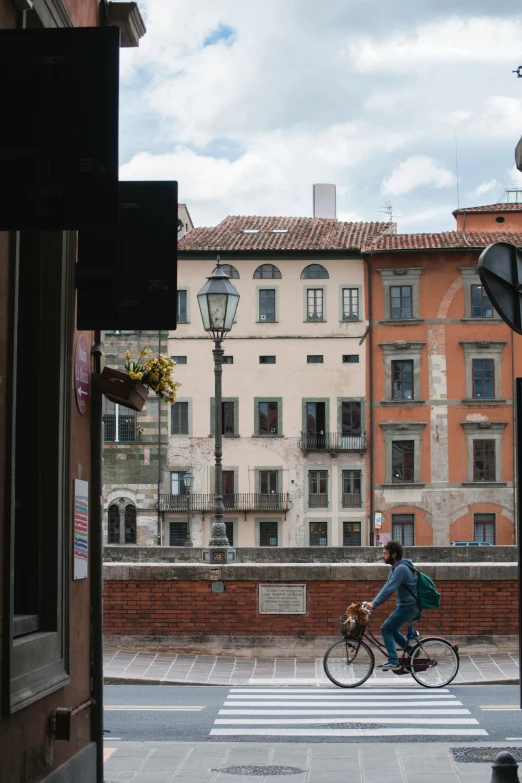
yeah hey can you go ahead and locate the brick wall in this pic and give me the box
[103,577,518,639]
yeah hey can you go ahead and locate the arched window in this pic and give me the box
[221,263,240,279]
[124,504,136,544]
[253,264,282,279]
[108,505,120,544]
[301,264,329,279]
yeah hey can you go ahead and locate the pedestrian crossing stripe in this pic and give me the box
[209,687,488,739]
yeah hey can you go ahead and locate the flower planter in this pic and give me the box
[99,367,149,412]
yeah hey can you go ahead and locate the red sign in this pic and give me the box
[75,335,90,414]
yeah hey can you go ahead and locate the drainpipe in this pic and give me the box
[157,330,162,545]
[365,254,375,546]
[90,332,104,783]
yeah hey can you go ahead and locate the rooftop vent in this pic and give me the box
[242,228,259,234]
[272,228,288,233]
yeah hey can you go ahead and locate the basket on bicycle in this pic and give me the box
[339,614,365,639]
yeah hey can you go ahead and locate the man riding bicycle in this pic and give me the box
[366,540,420,671]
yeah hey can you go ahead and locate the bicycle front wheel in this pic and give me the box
[410,637,459,688]
[323,638,374,688]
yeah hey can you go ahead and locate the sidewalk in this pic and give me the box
[104,741,521,782]
[103,648,519,686]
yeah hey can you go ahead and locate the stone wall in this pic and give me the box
[103,561,518,656]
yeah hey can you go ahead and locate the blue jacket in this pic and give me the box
[372,558,418,609]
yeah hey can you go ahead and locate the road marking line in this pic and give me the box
[506,738,522,740]
[103,704,207,712]
[103,748,116,761]
[231,688,449,694]
[224,701,463,708]
[219,709,472,716]
[215,718,479,725]
[104,737,122,741]
[210,728,488,737]
[227,693,457,700]
[480,706,519,710]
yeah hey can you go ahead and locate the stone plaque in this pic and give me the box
[259,584,306,614]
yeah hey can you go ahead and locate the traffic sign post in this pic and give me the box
[75,335,90,415]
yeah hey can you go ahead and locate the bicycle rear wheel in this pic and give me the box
[410,637,459,688]
[323,638,374,688]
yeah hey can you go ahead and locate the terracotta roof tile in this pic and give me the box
[452,203,522,215]
[362,231,522,253]
[178,215,394,251]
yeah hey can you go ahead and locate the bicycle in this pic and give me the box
[323,603,460,689]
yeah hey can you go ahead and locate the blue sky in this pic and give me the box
[119,1,522,232]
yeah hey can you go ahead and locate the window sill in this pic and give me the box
[462,398,507,406]
[304,320,326,324]
[460,318,502,323]
[381,399,424,406]
[381,483,425,488]
[340,319,362,323]
[380,319,423,326]
[256,320,279,324]
[462,482,507,487]
[252,434,285,438]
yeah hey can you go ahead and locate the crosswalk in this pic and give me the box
[210,687,488,739]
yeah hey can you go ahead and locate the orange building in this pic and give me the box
[365,201,522,547]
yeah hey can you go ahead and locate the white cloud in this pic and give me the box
[473,96,522,139]
[508,165,522,187]
[474,179,499,196]
[382,156,456,197]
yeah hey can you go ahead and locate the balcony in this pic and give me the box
[308,494,329,509]
[300,431,367,453]
[159,492,293,516]
[342,493,362,508]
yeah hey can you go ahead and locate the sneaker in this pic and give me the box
[378,661,400,671]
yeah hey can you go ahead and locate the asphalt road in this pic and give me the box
[103,684,522,744]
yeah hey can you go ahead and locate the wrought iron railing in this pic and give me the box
[300,431,367,452]
[308,494,329,508]
[342,493,362,508]
[159,492,292,513]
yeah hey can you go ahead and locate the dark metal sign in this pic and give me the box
[478,242,522,334]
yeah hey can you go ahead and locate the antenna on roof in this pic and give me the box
[379,201,398,223]
[455,131,460,209]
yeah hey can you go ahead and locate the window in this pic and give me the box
[471,285,494,318]
[306,402,326,437]
[177,289,188,323]
[392,514,414,546]
[171,471,187,495]
[260,521,278,546]
[310,521,328,546]
[108,505,120,543]
[259,289,276,322]
[343,355,359,364]
[392,441,415,483]
[392,359,414,401]
[258,401,279,435]
[301,264,329,279]
[260,470,278,495]
[495,216,505,224]
[473,440,496,482]
[254,263,282,279]
[343,521,361,546]
[474,513,496,544]
[307,289,324,321]
[222,470,235,507]
[169,521,188,546]
[221,263,239,279]
[222,401,236,435]
[342,470,362,507]
[390,285,412,319]
[124,505,136,544]
[223,355,234,364]
[342,288,359,320]
[472,359,494,399]
[171,401,189,435]
[103,399,137,442]
[309,470,328,508]
[171,355,187,364]
[341,402,361,436]
[225,520,234,546]
[260,355,276,364]
[307,355,323,363]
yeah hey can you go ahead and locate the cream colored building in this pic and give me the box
[165,211,389,548]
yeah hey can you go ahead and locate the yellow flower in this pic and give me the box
[125,350,131,360]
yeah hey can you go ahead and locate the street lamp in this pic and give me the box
[197,256,240,560]
[183,471,193,547]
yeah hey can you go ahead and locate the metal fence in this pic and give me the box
[159,493,292,512]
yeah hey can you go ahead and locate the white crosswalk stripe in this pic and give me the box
[210,687,488,739]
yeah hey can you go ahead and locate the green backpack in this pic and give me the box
[405,563,441,610]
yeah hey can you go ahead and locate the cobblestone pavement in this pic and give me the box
[104,741,519,782]
[103,648,519,686]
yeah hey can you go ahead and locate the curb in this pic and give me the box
[104,676,518,687]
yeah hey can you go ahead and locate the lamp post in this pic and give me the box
[183,470,193,547]
[197,256,240,561]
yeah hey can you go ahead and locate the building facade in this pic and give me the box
[102,211,391,548]
[366,202,522,547]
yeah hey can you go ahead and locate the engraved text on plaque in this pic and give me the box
[258,584,306,614]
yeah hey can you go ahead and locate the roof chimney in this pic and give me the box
[313,184,336,219]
